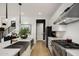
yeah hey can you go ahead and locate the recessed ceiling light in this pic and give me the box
[5,19,8,21]
[38,12,42,15]
[11,17,16,21]
[63,20,66,22]
[21,12,24,15]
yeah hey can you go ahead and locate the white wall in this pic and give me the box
[64,21,79,44]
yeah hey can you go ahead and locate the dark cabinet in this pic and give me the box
[46,26,56,47]
[51,42,67,56]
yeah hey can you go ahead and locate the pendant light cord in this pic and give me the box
[19,3,22,26]
[6,3,8,19]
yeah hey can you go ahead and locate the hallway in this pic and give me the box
[31,40,51,56]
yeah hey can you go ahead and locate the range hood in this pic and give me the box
[59,17,79,25]
[54,3,79,25]
[64,3,79,18]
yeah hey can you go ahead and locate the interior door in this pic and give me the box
[37,23,43,40]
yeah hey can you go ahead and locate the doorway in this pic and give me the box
[36,19,45,40]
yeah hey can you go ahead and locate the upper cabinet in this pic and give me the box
[60,3,79,25]
[54,3,79,25]
[63,3,79,18]
[51,3,73,25]
[52,25,66,31]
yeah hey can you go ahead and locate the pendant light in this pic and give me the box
[18,3,22,25]
[2,3,8,26]
[6,3,8,19]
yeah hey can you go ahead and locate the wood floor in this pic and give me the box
[31,40,51,56]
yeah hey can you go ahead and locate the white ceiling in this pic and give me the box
[21,3,62,18]
[0,3,62,19]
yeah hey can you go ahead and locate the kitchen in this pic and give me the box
[0,3,79,56]
[47,3,79,56]
[0,1,79,59]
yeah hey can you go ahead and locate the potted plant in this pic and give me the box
[19,28,30,39]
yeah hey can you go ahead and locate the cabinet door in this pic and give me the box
[52,46,60,56]
[21,45,31,56]
[48,45,52,55]
[55,43,67,56]
[48,37,52,54]
[61,49,67,56]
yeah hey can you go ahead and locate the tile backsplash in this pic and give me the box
[63,21,79,44]
[56,31,65,38]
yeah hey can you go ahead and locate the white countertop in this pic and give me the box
[0,49,20,56]
[17,37,32,42]
[48,37,65,40]
[66,49,79,56]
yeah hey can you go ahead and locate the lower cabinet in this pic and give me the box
[51,43,60,56]
[20,39,33,56]
[50,42,67,56]
[21,44,31,56]
[48,45,52,55]
[67,52,73,56]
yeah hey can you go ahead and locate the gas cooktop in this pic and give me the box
[53,40,79,49]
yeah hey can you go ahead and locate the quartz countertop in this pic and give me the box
[66,49,79,56]
[48,37,65,40]
[0,49,20,56]
[12,37,32,43]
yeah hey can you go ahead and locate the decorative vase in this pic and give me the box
[21,35,28,39]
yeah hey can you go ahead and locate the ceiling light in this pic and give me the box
[11,17,16,21]
[38,12,42,15]
[63,20,66,22]
[21,12,24,15]
[5,19,8,21]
